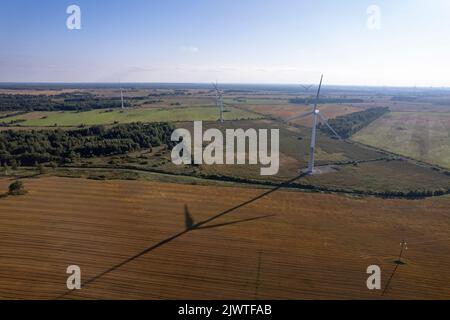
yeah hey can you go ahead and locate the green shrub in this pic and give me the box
[8,180,26,195]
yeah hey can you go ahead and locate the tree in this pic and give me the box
[8,180,26,195]
[3,163,9,176]
[37,163,46,174]
[10,159,18,170]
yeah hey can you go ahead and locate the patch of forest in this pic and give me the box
[319,107,390,139]
[0,93,140,112]
[0,122,174,166]
[391,96,418,102]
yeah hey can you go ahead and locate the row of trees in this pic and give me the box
[319,107,390,139]
[0,122,174,166]
[0,92,175,112]
[0,93,132,112]
[346,187,448,198]
[194,173,449,199]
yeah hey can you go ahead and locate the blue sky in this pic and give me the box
[1,0,450,86]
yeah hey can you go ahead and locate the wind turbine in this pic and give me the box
[301,84,313,105]
[120,84,125,109]
[287,75,342,175]
[212,82,224,123]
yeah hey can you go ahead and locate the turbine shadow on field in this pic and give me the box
[184,205,195,229]
[195,214,276,230]
[56,173,306,299]
[185,203,275,231]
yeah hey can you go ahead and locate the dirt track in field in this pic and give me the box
[0,177,449,300]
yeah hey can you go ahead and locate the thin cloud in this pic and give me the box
[180,46,200,53]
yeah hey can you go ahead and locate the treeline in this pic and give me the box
[159,172,449,199]
[367,189,450,198]
[0,93,131,112]
[391,96,417,102]
[391,96,450,106]
[289,97,364,104]
[319,107,389,139]
[0,123,174,166]
[191,173,450,199]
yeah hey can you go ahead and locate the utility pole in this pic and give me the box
[397,240,408,264]
[382,240,409,296]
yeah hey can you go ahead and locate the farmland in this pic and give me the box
[233,101,364,128]
[0,106,261,127]
[3,0,450,303]
[0,177,449,299]
[98,120,448,194]
[353,112,450,169]
[0,84,449,301]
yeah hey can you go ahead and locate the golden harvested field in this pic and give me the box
[0,177,449,300]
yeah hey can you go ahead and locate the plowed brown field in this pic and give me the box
[0,177,449,300]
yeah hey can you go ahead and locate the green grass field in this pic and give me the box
[302,160,450,192]
[352,112,450,169]
[95,119,450,193]
[0,106,262,127]
[223,98,290,105]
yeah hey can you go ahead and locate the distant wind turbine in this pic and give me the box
[287,75,342,175]
[212,82,224,123]
[120,84,125,109]
[301,84,314,105]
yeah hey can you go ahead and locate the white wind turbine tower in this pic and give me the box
[287,75,342,175]
[120,84,125,109]
[212,82,224,123]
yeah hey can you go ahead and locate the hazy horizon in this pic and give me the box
[1,81,449,91]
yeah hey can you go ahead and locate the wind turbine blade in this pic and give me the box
[212,83,219,104]
[313,75,323,112]
[212,82,224,122]
[318,113,342,140]
[287,111,313,122]
[316,75,323,98]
